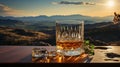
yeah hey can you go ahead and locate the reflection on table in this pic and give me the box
[32,47,92,63]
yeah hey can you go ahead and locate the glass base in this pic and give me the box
[57,48,84,56]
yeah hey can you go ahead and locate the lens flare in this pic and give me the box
[107,0,115,7]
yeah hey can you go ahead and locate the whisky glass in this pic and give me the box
[56,20,84,56]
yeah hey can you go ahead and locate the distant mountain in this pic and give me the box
[0,19,56,33]
[0,14,114,24]
[85,22,113,29]
[0,19,25,28]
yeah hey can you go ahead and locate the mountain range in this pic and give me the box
[0,14,114,24]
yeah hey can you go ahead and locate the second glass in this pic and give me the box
[56,20,84,56]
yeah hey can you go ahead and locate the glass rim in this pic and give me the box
[56,20,84,24]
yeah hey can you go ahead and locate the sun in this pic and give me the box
[106,0,115,7]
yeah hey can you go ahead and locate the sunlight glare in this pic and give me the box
[106,0,115,7]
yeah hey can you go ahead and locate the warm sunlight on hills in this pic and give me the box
[0,26,50,46]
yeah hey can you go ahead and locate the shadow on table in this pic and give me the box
[105,52,120,58]
[94,47,111,50]
[104,52,120,62]
[84,57,93,63]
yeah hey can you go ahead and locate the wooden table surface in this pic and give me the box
[0,46,120,63]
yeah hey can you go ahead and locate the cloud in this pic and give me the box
[0,3,23,16]
[52,1,95,5]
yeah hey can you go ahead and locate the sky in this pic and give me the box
[0,0,120,17]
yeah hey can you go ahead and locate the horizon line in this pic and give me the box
[0,14,114,18]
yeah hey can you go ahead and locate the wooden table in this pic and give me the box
[0,46,120,63]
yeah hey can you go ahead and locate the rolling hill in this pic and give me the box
[85,22,120,46]
[0,26,53,46]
